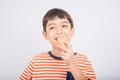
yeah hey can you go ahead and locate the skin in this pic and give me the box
[42,17,87,80]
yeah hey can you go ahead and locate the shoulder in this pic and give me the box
[31,52,49,61]
[33,52,48,57]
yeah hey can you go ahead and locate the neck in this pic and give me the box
[51,48,62,57]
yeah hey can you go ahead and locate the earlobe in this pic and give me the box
[42,31,48,40]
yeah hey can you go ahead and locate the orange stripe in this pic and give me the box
[34,63,65,66]
[32,75,66,78]
[33,69,67,72]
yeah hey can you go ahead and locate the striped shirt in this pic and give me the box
[19,51,96,80]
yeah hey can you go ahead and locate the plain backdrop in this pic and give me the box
[0,0,120,80]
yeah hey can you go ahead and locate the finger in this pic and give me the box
[63,41,72,49]
[61,52,67,59]
[61,51,66,55]
[57,45,68,52]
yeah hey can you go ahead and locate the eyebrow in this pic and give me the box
[62,21,69,24]
[47,23,55,27]
[47,20,69,28]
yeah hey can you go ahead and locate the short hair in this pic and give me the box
[42,8,74,32]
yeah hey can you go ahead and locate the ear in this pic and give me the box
[42,31,49,40]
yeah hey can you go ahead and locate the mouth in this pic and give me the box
[55,37,60,41]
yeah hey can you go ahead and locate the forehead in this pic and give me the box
[47,17,69,25]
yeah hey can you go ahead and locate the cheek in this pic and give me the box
[46,32,55,40]
[64,30,72,36]
[64,30,73,40]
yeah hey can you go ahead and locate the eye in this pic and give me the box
[62,25,67,28]
[49,26,55,30]
[50,27,54,29]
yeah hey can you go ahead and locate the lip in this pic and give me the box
[55,36,60,40]
[55,35,65,41]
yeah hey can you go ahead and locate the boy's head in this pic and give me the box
[42,8,74,32]
[42,8,75,48]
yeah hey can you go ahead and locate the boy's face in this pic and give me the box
[43,17,74,48]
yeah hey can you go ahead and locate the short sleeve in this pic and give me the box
[75,54,96,80]
[18,58,34,80]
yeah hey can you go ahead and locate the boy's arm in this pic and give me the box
[68,54,96,80]
[68,57,88,80]
[60,46,88,79]
[80,54,96,80]
[59,41,96,80]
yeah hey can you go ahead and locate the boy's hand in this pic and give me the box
[57,41,88,80]
[57,40,75,66]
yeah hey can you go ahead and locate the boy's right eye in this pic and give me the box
[49,26,55,30]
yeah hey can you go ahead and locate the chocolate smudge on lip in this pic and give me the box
[55,37,58,40]
[55,37,60,40]
[55,38,57,40]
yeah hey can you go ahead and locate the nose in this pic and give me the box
[56,27,62,35]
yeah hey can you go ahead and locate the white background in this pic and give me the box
[0,0,120,80]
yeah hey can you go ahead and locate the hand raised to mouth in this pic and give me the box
[57,35,67,48]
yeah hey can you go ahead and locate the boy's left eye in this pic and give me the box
[62,25,67,28]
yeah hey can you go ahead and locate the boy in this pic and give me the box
[19,8,96,80]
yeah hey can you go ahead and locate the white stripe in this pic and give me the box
[34,65,68,68]
[33,68,68,71]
